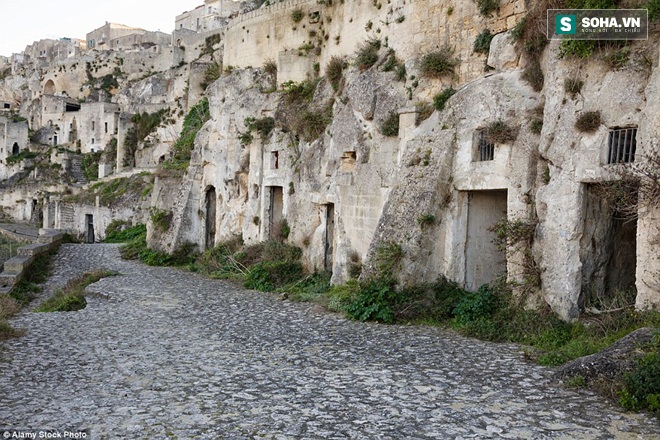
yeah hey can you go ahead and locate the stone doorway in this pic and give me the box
[324,203,335,272]
[205,186,217,250]
[86,214,95,244]
[580,184,637,308]
[12,143,19,155]
[267,186,283,239]
[464,190,508,291]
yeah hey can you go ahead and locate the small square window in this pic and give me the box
[607,127,637,164]
[475,130,494,162]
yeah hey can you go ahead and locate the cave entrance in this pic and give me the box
[464,190,508,291]
[324,203,335,272]
[86,214,95,244]
[580,183,637,309]
[205,186,217,250]
[267,186,283,239]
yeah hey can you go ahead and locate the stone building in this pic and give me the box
[86,23,147,51]
[0,115,28,178]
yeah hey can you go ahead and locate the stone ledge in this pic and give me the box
[0,229,63,295]
[17,243,51,258]
[4,256,35,274]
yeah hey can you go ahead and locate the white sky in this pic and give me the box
[0,0,203,57]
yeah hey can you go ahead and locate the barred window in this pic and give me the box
[476,130,494,162]
[607,127,637,164]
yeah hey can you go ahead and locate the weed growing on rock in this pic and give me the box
[486,120,518,144]
[379,111,400,137]
[575,111,601,133]
[564,77,584,98]
[420,47,458,78]
[326,56,347,91]
[473,29,494,54]
[355,39,381,71]
[433,87,456,111]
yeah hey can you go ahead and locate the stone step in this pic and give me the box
[17,243,50,258]
[0,271,21,289]
[4,255,34,274]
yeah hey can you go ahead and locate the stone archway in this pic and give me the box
[205,186,217,250]
[12,143,19,155]
[44,79,56,95]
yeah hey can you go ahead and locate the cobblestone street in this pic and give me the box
[1,244,659,439]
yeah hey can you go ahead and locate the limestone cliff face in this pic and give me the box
[154,8,659,320]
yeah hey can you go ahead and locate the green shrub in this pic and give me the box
[244,116,275,141]
[81,151,102,182]
[420,47,458,78]
[475,0,499,16]
[473,29,494,54]
[575,111,601,133]
[379,111,400,137]
[295,108,332,140]
[36,270,118,313]
[453,284,499,324]
[417,214,436,226]
[200,33,221,57]
[326,56,347,91]
[373,241,403,277]
[529,118,543,134]
[162,98,210,172]
[355,39,381,71]
[278,271,332,302]
[104,222,146,243]
[559,40,597,58]
[649,0,660,21]
[433,87,456,111]
[621,332,660,412]
[510,16,527,41]
[150,208,172,233]
[244,261,304,291]
[345,277,400,323]
[201,62,221,90]
[6,150,38,165]
[605,47,630,69]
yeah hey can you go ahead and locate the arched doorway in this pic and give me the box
[11,143,19,155]
[205,186,217,250]
[44,79,56,95]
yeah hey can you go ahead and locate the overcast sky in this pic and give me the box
[0,0,202,57]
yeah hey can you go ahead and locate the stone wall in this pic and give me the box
[223,0,526,86]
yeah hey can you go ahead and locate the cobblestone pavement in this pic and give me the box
[1,244,659,439]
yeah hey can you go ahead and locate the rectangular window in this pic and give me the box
[105,122,108,133]
[476,130,494,162]
[607,127,637,164]
[272,151,280,169]
[92,121,95,130]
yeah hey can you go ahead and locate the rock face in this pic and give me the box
[0,0,658,321]
[555,327,658,382]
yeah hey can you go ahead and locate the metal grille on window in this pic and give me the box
[607,127,637,164]
[477,130,494,162]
